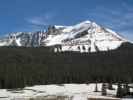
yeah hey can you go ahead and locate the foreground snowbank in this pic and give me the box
[0,83,132,100]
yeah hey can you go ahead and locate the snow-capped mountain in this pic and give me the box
[0,31,47,47]
[0,20,128,52]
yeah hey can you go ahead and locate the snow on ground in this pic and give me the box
[0,83,132,100]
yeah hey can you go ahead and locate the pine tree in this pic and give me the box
[123,83,130,96]
[108,82,114,90]
[102,83,107,96]
[116,83,123,98]
[94,82,98,92]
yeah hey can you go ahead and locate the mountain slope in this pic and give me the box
[0,20,128,52]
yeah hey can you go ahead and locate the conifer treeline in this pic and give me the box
[0,42,133,89]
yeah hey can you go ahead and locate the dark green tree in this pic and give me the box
[116,83,123,98]
[102,83,107,96]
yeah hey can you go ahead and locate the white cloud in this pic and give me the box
[26,12,56,26]
[23,12,56,32]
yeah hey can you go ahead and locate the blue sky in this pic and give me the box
[0,0,133,41]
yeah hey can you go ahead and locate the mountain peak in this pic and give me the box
[43,20,127,52]
[0,20,129,53]
[79,20,91,24]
